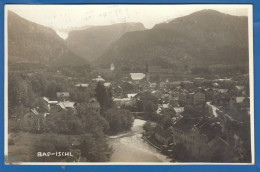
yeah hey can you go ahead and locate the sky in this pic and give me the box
[6,5,250,39]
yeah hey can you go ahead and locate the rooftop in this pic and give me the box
[43,97,58,104]
[214,89,228,94]
[104,82,111,87]
[208,135,230,148]
[57,101,75,110]
[127,94,137,98]
[75,83,89,88]
[173,117,201,132]
[173,107,184,114]
[92,75,105,82]
[154,126,172,138]
[130,73,145,81]
[236,97,245,103]
[235,86,245,90]
[57,92,70,97]
[113,98,131,101]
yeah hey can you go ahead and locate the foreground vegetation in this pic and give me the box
[8,65,134,162]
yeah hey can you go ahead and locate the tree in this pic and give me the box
[9,73,28,107]
[8,72,37,109]
[76,102,109,136]
[30,73,47,96]
[69,87,90,103]
[103,109,134,134]
[143,121,153,132]
[159,114,173,129]
[79,134,113,162]
[143,101,157,113]
[96,82,112,113]
[45,111,84,134]
[32,134,73,162]
[45,80,64,99]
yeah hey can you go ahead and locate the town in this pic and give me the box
[8,63,251,163]
[6,7,252,163]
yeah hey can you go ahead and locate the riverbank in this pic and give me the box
[108,119,169,162]
[142,135,162,151]
[142,133,176,162]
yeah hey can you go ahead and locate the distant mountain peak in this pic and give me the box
[66,22,146,62]
[94,9,249,71]
[8,10,88,66]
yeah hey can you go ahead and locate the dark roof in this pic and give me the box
[196,118,223,142]
[154,126,172,138]
[173,117,201,132]
[208,135,230,148]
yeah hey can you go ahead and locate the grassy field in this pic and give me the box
[7,132,79,163]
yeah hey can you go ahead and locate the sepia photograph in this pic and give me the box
[4,4,254,164]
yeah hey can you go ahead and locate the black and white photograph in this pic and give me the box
[5,4,254,164]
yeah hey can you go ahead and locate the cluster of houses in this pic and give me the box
[153,115,238,161]
[19,76,110,132]
[112,70,249,117]
[109,70,250,161]
[17,67,250,162]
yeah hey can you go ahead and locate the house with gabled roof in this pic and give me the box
[55,101,76,114]
[154,126,173,146]
[170,117,230,161]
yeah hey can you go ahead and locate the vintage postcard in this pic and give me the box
[4,4,254,164]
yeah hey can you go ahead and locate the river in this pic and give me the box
[108,119,169,162]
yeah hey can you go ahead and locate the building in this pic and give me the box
[135,91,158,112]
[113,98,131,108]
[42,97,58,111]
[193,91,206,105]
[92,75,105,83]
[56,92,70,101]
[104,82,111,88]
[169,97,179,107]
[173,107,184,115]
[213,93,230,106]
[205,88,214,101]
[113,86,123,98]
[154,126,173,146]
[172,117,206,157]
[120,81,135,94]
[180,81,194,89]
[229,97,250,115]
[147,65,174,81]
[75,83,89,91]
[56,101,76,114]
[170,117,230,161]
[186,93,194,105]
[130,73,146,84]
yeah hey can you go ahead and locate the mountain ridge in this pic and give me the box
[8,11,88,67]
[65,22,146,62]
[93,9,249,71]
